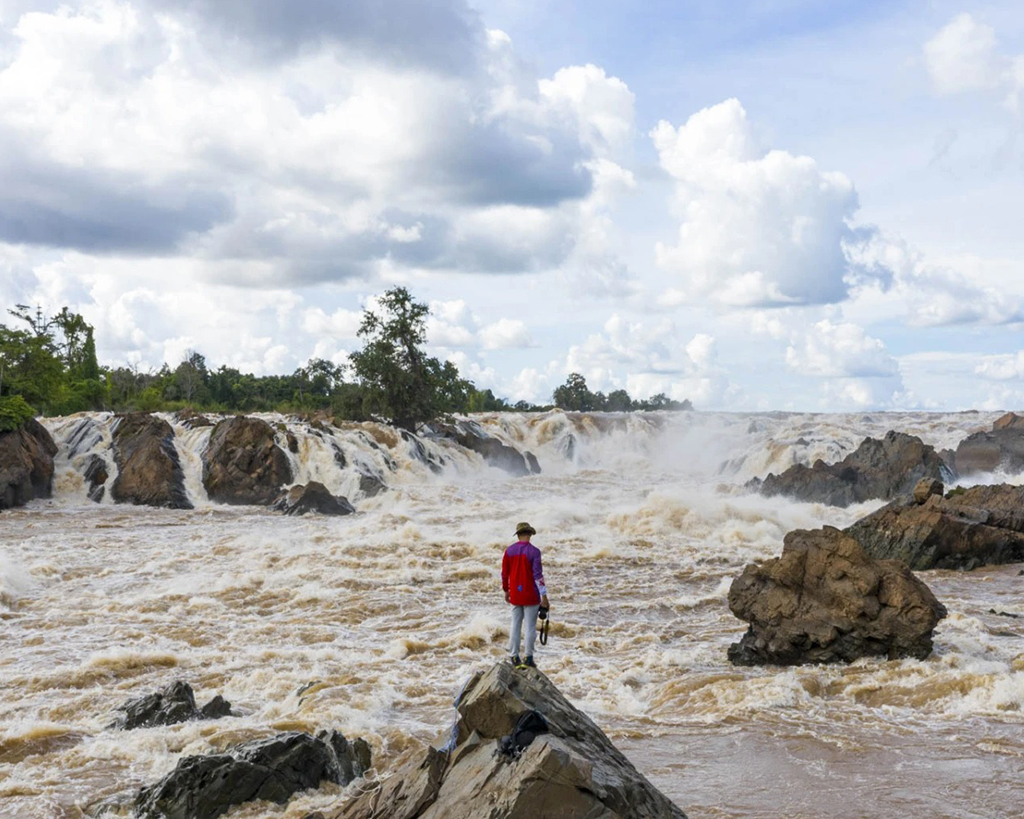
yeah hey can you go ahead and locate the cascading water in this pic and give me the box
[1,409,1022,818]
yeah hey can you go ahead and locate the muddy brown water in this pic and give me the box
[1,410,1022,818]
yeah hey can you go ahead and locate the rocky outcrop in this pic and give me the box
[272,482,355,516]
[431,421,541,477]
[728,526,947,666]
[112,681,235,730]
[111,413,192,509]
[953,412,1024,476]
[746,431,949,507]
[845,481,1024,571]
[0,418,57,510]
[202,416,293,505]
[328,662,686,819]
[174,408,213,429]
[357,471,387,498]
[135,730,370,819]
[401,430,444,474]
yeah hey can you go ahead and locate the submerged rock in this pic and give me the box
[112,681,235,730]
[728,526,947,666]
[0,418,58,510]
[272,482,355,516]
[327,662,686,819]
[174,408,213,430]
[953,412,1024,476]
[134,730,370,819]
[746,431,948,507]
[202,416,293,505]
[845,482,1024,571]
[111,413,192,509]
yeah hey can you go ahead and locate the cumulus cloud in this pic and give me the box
[785,319,898,378]
[975,351,1024,381]
[0,0,637,285]
[924,13,1024,111]
[651,99,887,308]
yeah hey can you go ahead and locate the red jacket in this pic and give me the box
[502,540,547,606]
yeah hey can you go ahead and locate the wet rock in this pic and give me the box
[746,431,949,507]
[331,442,346,468]
[913,477,943,504]
[175,408,213,429]
[357,471,387,498]
[273,482,355,516]
[202,416,293,505]
[953,413,1024,476]
[431,421,541,477]
[287,432,300,454]
[326,662,686,819]
[83,454,108,503]
[111,413,192,509]
[134,730,370,819]
[728,526,947,666]
[0,418,58,510]
[844,483,1024,571]
[112,681,235,730]
[401,430,443,474]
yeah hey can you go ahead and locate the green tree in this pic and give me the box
[348,287,470,430]
[553,372,596,411]
[605,388,632,411]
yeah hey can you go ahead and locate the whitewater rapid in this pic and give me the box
[1,410,1022,818]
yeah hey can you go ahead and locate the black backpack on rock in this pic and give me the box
[498,709,549,759]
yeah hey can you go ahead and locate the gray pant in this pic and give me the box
[509,604,540,658]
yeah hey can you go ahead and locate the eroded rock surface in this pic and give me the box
[135,730,370,819]
[202,416,293,505]
[747,431,948,507]
[328,662,686,819]
[728,526,947,666]
[111,413,192,509]
[845,482,1024,570]
[272,482,355,516]
[0,418,57,510]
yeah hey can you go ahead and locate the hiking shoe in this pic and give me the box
[510,654,521,667]
[523,655,536,668]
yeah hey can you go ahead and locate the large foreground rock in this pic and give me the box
[431,421,541,477]
[202,416,293,505]
[328,662,686,819]
[111,681,234,730]
[111,413,192,509]
[272,482,355,516]
[728,526,947,666]
[135,730,370,819]
[0,418,57,510]
[953,412,1024,476]
[747,431,948,507]
[845,481,1024,570]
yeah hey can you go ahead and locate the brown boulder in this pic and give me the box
[328,662,686,819]
[747,431,948,507]
[202,416,293,505]
[953,413,1024,475]
[0,418,58,509]
[728,526,947,666]
[845,483,1024,570]
[912,477,943,504]
[110,413,192,509]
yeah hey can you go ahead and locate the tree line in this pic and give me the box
[0,288,689,432]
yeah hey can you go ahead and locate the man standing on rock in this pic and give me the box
[502,522,550,669]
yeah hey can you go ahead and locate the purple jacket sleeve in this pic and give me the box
[532,547,547,596]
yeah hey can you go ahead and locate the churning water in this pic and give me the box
[1,410,1022,818]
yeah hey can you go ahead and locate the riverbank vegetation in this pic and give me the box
[0,290,690,427]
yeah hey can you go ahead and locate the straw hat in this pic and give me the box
[514,522,536,536]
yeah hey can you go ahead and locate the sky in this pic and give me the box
[0,0,1022,411]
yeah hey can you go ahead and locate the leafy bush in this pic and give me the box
[0,394,37,432]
